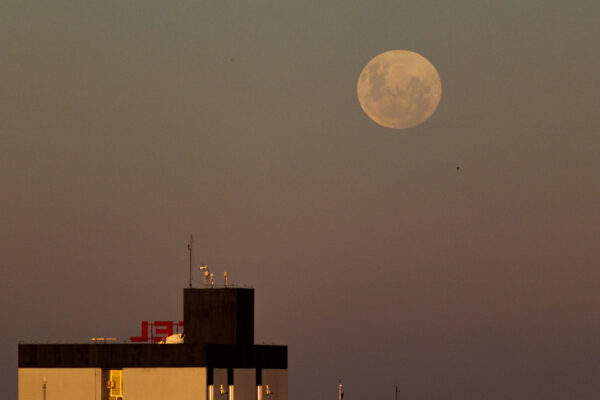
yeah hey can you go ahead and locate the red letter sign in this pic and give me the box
[130,321,149,342]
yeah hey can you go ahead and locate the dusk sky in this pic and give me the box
[1,0,599,399]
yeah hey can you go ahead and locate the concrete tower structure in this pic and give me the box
[18,288,287,400]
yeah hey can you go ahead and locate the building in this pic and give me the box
[18,288,287,400]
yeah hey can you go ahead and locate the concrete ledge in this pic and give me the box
[19,343,286,369]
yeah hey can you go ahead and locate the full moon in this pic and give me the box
[357,50,442,129]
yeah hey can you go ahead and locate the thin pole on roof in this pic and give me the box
[188,234,193,288]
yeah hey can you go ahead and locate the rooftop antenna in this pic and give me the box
[199,265,209,287]
[187,234,193,288]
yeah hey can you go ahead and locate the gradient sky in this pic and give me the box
[1,1,599,399]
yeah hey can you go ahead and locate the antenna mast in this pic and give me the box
[187,234,193,288]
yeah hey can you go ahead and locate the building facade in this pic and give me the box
[18,288,287,400]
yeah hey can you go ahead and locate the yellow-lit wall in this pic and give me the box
[19,368,102,400]
[234,369,255,400]
[19,367,286,400]
[262,369,288,400]
[123,367,206,400]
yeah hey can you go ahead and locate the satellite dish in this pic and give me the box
[159,333,184,344]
